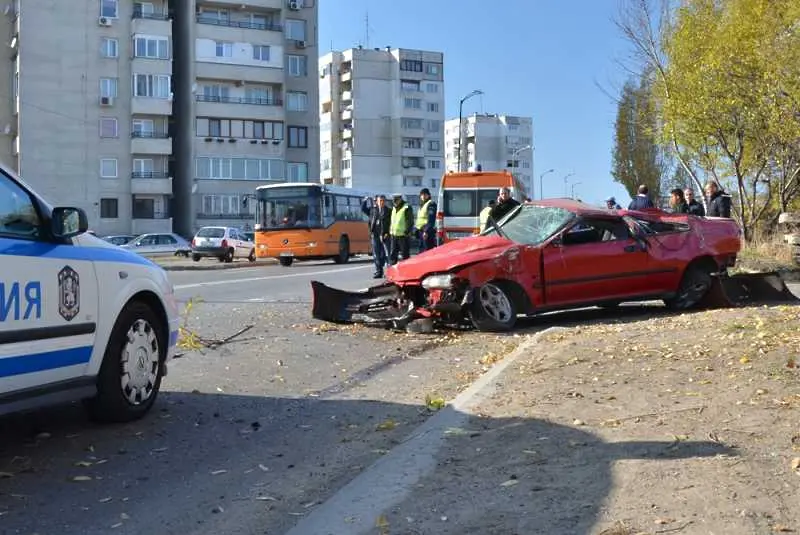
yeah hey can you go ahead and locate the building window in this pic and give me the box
[133,118,156,135]
[100,198,118,218]
[195,157,284,180]
[288,55,307,76]
[100,158,118,178]
[245,86,273,104]
[100,0,118,18]
[427,140,440,151]
[400,60,422,72]
[197,7,228,23]
[401,80,420,92]
[133,158,155,175]
[196,118,283,139]
[288,126,308,148]
[252,45,270,61]
[427,159,441,169]
[101,38,118,58]
[201,84,230,99]
[133,74,171,98]
[426,102,439,113]
[426,120,440,133]
[404,98,421,109]
[425,63,440,75]
[425,83,438,93]
[286,91,308,112]
[134,36,170,59]
[99,117,118,138]
[285,19,306,40]
[402,138,422,149]
[215,41,233,57]
[401,118,422,129]
[287,162,308,182]
[100,77,118,98]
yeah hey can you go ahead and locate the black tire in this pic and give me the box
[192,254,201,262]
[85,301,165,423]
[333,236,350,264]
[469,282,517,332]
[224,248,234,263]
[664,265,713,310]
[217,255,226,262]
[248,249,256,262]
[279,257,294,267]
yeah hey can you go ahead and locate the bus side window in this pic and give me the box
[323,194,334,226]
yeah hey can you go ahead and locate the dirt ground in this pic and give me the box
[385,304,800,535]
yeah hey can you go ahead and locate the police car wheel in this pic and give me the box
[86,301,165,423]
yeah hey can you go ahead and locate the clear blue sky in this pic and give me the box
[318,0,635,206]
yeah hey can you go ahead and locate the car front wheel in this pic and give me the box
[469,282,517,332]
[86,301,165,423]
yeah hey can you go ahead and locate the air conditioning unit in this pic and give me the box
[98,16,112,26]
[295,40,306,49]
[99,96,114,106]
[288,0,300,10]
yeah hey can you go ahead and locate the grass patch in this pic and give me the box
[735,233,798,272]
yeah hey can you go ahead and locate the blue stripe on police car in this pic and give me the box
[0,346,93,378]
[0,237,156,267]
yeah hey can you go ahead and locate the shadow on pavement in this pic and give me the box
[0,392,732,535]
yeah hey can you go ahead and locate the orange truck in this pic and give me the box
[435,170,528,243]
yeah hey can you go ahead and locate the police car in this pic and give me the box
[0,166,180,422]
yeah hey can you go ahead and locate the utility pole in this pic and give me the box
[562,172,575,197]
[539,168,554,200]
[457,90,483,172]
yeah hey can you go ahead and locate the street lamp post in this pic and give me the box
[457,90,483,172]
[538,168,554,200]
[510,144,531,194]
[571,181,582,199]
[562,172,575,196]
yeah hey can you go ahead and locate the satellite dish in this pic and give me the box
[191,183,198,194]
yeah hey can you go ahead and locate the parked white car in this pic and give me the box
[122,233,191,256]
[191,226,255,263]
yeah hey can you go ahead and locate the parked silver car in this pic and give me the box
[122,232,191,256]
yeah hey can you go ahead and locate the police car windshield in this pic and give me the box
[196,227,225,238]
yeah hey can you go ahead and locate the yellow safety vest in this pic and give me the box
[390,204,410,236]
[479,206,493,231]
[415,199,431,229]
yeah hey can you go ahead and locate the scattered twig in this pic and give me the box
[655,520,694,533]
[613,405,706,423]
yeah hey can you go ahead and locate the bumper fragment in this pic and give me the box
[699,272,800,308]
[310,281,417,328]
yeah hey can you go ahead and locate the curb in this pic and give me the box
[155,260,277,271]
[284,326,567,535]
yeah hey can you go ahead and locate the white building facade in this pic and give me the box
[444,113,534,195]
[318,47,445,209]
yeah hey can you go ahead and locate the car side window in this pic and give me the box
[0,175,41,240]
[160,234,177,245]
[563,219,630,246]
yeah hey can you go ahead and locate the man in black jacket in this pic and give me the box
[361,194,391,278]
[489,187,520,224]
[628,184,655,210]
[704,181,732,218]
[684,188,705,216]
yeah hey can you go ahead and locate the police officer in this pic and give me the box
[479,200,496,232]
[389,193,413,264]
[415,188,437,251]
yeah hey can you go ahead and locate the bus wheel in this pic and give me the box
[334,236,350,264]
[279,257,294,267]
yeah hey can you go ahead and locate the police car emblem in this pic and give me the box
[282,239,289,245]
[58,266,80,322]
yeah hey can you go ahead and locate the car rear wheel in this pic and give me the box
[664,265,713,310]
[86,301,165,423]
[279,257,294,267]
[192,254,201,262]
[224,248,234,263]
[469,282,517,332]
[248,249,256,262]
[333,236,350,264]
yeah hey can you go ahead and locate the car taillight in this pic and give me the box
[221,239,228,248]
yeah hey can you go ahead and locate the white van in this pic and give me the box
[0,166,180,422]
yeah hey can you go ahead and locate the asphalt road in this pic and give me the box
[0,258,797,535]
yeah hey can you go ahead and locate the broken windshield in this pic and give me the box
[483,205,575,245]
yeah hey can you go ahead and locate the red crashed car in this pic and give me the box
[311,199,743,332]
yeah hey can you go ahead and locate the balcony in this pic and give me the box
[341,128,352,140]
[402,165,425,176]
[132,97,172,116]
[132,6,171,34]
[132,213,172,235]
[197,137,284,157]
[402,127,425,138]
[195,62,284,84]
[195,94,283,121]
[131,131,172,154]
[340,70,352,82]
[401,146,424,158]
[195,14,281,32]
[131,172,173,195]
[341,108,352,120]
[197,0,283,9]
[341,91,352,102]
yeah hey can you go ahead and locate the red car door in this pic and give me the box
[541,218,651,306]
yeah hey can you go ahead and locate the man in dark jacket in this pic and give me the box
[628,184,655,210]
[415,188,437,251]
[704,181,732,218]
[684,188,705,216]
[361,194,391,278]
[489,187,520,224]
[669,188,689,214]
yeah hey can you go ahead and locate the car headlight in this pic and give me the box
[422,273,456,289]
[254,224,262,230]
[308,242,317,247]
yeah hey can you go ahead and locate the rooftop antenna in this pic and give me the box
[364,11,370,48]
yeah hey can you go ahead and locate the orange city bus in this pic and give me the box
[253,182,383,267]
[435,170,528,244]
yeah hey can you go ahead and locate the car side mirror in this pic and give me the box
[551,235,563,248]
[51,207,88,239]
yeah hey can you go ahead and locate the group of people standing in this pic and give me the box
[605,180,733,218]
[361,188,438,279]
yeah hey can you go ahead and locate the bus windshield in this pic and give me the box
[256,187,322,229]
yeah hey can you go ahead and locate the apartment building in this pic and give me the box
[0,0,319,236]
[444,113,534,194]
[318,47,445,208]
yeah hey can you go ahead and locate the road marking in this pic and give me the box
[173,264,371,290]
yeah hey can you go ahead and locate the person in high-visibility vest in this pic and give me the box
[478,199,496,233]
[389,193,413,265]
[415,188,438,251]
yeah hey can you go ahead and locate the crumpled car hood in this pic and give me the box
[387,235,515,282]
